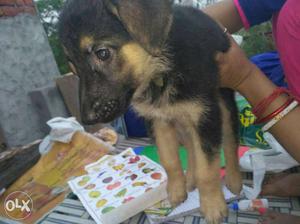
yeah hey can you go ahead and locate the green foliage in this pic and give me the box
[239,22,275,57]
[35,0,70,74]
[48,33,70,74]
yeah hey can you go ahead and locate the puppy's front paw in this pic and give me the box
[200,196,228,224]
[186,169,196,192]
[167,179,187,207]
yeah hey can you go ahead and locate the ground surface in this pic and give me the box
[26,138,300,224]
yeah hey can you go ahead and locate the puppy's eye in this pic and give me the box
[95,48,111,61]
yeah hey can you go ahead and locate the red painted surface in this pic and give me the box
[0,0,35,17]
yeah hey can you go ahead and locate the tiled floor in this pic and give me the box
[37,138,300,224]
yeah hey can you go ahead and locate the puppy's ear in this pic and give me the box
[104,0,173,55]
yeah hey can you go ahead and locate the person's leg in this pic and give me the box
[261,173,300,197]
[258,211,300,224]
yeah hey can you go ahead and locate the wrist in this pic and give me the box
[236,66,290,117]
[234,61,257,90]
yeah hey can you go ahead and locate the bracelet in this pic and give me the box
[262,100,299,132]
[255,98,294,124]
[252,87,289,119]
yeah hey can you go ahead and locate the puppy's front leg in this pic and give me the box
[178,131,196,192]
[220,100,242,194]
[194,149,227,224]
[192,114,228,223]
[153,119,187,206]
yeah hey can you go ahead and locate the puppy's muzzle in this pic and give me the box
[93,99,119,120]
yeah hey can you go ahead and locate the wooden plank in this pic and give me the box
[39,221,57,224]
[0,217,20,224]
[62,199,86,208]
[47,213,96,224]
[81,212,91,219]
[54,206,85,216]
[237,216,259,224]
[268,201,291,208]
[0,125,6,153]
[55,73,81,122]
[291,210,300,216]
[0,140,41,190]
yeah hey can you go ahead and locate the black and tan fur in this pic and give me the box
[59,0,242,223]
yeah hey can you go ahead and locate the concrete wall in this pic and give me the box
[0,10,61,147]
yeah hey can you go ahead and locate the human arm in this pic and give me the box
[203,0,243,33]
[238,66,300,164]
[216,36,300,163]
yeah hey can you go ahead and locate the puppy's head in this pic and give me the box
[58,0,173,124]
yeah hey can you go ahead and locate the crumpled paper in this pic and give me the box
[39,117,84,155]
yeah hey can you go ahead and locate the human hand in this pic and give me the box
[216,34,257,90]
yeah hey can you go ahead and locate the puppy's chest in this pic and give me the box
[133,98,205,124]
[132,76,207,123]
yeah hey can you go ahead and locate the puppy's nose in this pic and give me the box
[93,100,119,120]
[106,100,119,112]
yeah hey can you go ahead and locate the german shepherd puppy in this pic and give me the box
[59,0,242,223]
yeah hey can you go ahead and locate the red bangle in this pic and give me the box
[252,87,290,118]
[255,98,294,124]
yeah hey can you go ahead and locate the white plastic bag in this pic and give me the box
[240,132,299,199]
